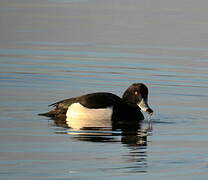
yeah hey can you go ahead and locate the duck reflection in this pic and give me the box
[52,117,152,173]
[53,118,151,146]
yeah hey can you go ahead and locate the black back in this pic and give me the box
[79,92,123,108]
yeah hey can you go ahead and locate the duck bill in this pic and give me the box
[137,98,153,115]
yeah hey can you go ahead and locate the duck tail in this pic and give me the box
[38,109,57,117]
[38,112,52,117]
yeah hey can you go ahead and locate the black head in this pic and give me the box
[122,83,153,114]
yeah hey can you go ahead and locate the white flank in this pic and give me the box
[66,103,113,129]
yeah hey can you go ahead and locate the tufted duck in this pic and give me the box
[39,83,153,127]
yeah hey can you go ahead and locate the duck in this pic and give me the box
[39,83,153,128]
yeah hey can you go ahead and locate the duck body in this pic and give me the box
[40,83,153,128]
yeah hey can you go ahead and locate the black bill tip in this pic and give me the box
[146,108,153,115]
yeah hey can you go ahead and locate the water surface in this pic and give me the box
[1,0,208,179]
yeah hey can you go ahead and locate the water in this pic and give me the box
[1,0,208,179]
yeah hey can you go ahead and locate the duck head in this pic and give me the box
[122,83,153,115]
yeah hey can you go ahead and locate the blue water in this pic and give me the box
[1,0,208,179]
